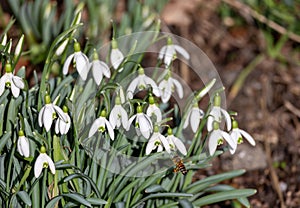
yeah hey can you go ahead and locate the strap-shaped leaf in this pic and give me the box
[16,191,32,206]
[192,189,256,206]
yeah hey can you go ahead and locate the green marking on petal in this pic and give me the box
[5,82,11,88]
[238,137,243,144]
[217,138,223,145]
[43,162,49,169]
[154,140,161,146]
[98,126,105,132]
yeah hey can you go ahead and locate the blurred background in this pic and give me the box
[1,0,300,207]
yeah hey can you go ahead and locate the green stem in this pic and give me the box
[6,142,16,207]
[14,165,32,193]
[41,169,47,208]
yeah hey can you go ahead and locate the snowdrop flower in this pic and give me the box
[229,120,256,154]
[127,67,160,99]
[146,125,170,155]
[1,33,7,46]
[159,70,183,103]
[34,146,55,178]
[207,93,231,132]
[208,121,235,156]
[183,103,204,133]
[166,128,187,155]
[0,63,25,98]
[110,39,124,72]
[63,41,89,80]
[38,95,67,132]
[89,110,114,140]
[127,105,153,139]
[55,106,71,135]
[146,96,162,122]
[158,37,190,67]
[17,130,30,157]
[109,96,128,129]
[90,49,111,85]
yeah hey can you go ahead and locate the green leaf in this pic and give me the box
[132,193,193,208]
[63,193,92,207]
[145,185,166,193]
[0,132,11,153]
[178,199,193,208]
[45,195,63,208]
[192,189,256,206]
[17,191,32,206]
[86,197,107,205]
[184,169,246,193]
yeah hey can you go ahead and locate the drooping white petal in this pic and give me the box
[105,119,115,140]
[99,61,111,78]
[88,117,103,137]
[146,135,157,155]
[75,52,89,80]
[56,114,71,135]
[206,116,214,132]
[183,109,192,129]
[127,77,139,99]
[158,46,167,60]
[110,48,124,71]
[44,154,56,174]
[157,144,163,152]
[119,107,129,129]
[171,136,187,155]
[164,46,175,66]
[126,115,137,131]
[10,82,20,98]
[91,61,104,85]
[12,76,25,89]
[146,104,162,122]
[109,107,118,129]
[53,105,67,122]
[208,131,219,156]
[221,108,232,131]
[137,114,152,139]
[43,106,55,132]
[17,136,30,157]
[229,131,239,154]
[159,80,172,103]
[239,129,256,146]
[160,136,171,153]
[0,76,6,96]
[63,54,74,75]
[171,78,183,98]
[38,106,46,127]
[144,76,160,97]
[190,108,202,133]
[174,45,190,60]
[34,154,45,178]
[221,130,235,149]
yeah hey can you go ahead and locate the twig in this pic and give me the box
[222,0,300,43]
[284,100,300,118]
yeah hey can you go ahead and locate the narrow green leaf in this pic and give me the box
[178,199,193,208]
[0,104,6,136]
[45,195,63,208]
[62,193,92,207]
[159,202,179,208]
[0,132,11,153]
[192,189,256,206]
[86,197,107,205]
[184,169,246,193]
[145,185,166,193]
[114,179,139,202]
[17,191,32,206]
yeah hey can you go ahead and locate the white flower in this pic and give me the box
[208,122,235,156]
[89,110,114,140]
[110,39,124,72]
[38,95,67,132]
[229,120,256,154]
[90,50,111,85]
[146,125,170,155]
[63,42,89,80]
[0,63,25,98]
[109,96,128,129]
[127,105,153,139]
[34,146,56,178]
[1,33,7,46]
[55,106,71,135]
[183,103,204,133]
[207,94,231,132]
[158,37,190,67]
[159,71,183,103]
[146,96,162,122]
[166,128,187,155]
[127,67,160,99]
[17,130,30,157]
